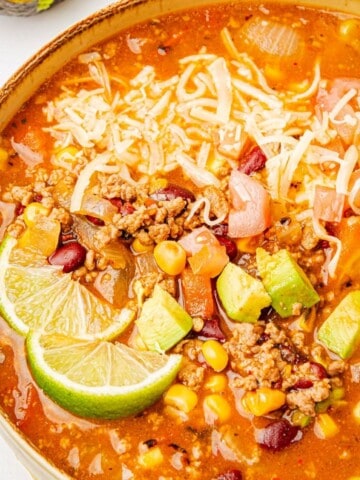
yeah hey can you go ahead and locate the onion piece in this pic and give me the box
[241,17,301,57]
[0,201,16,241]
[10,138,43,166]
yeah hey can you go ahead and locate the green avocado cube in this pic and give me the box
[256,248,320,318]
[216,262,271,323]
[318,291,360,359]
[136,285,193,353]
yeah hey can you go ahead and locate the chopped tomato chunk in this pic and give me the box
[180,267,215,318]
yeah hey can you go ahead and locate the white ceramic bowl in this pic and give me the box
[0,0,359,478]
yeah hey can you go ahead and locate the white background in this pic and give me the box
[0,1,117,477]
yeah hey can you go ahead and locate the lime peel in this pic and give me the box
[26,331,182,419]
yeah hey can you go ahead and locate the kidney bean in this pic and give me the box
[198,316,226,342]
[215,235,237,260]
[109,197,123,210]
[257,418,300,451]
[310,362,328,379]
[211,223,229,236]
[48,242,87,273]
[216,470,243,480]
[86,215,105,226]
[15,203,25,216]
[292,379,314,389]
[120,202,135,216]
[150,184,195,202]
[238,146,267,175]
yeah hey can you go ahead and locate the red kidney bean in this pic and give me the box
[198,316,226,342]
[238,146,267,175]
[120,202,135,216]
[86,215,105,226]
[216,470,243,480]
[109,198,123,210]
[150,184,195,202]
[33,193,43,202]
[211,223,229,236]
[215,235,237,260]
[109,198,135,216]
[256,419,300,451]
[292,379,314,389]
[15,203,25,216]
[48,242,87,273]
[310,362,328,379]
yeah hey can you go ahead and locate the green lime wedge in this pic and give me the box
[0,236,133,339]
[26,330,182,418]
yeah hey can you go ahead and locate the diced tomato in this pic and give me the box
[180,267,215,318]
[188,244,229,278]
[227,170,271,238]
[332,216,360,283]
[313,185,345,223]
[178,226,219,255]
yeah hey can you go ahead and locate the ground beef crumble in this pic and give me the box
[224,321,345,416]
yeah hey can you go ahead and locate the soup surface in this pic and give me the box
[0,2,360,479]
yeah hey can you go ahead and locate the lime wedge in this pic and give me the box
[0,236,133,339]
[26,330,182,418]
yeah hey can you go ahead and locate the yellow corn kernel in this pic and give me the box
[131,238,154,254]
[314,413,339,439]
[353,400,360,424]
[242,387,286,416]
[153,240,187,276]
[23,202,50,227]
[203,394,232,423]
[204,373,228,393]
[149,177,168,194]
[0,147,9,170]
[138,446,164,468]
[264,63,285,83]
[298,306,317,333]
[236,236,259,254]
[201,340,229,373]
[339,19,360,53]
[54,145,79,166]
[163,384,198,413]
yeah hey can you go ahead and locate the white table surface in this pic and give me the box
[0,2,117,477]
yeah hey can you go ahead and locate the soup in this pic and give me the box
[0,2,360,479]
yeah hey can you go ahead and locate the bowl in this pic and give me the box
[0,0,359,478]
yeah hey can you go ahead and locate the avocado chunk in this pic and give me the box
[136,284,193,353]
[216,262,271,323]
[256,248,320,318]
[318,291,360,359]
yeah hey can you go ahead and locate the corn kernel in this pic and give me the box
[339,19,360,53]
[299,306,316,333]
[264,63,285,83]
[131,238,154,253]
[23,202,50,227]
[138,446,164,468]
[242,387,286,416]
[314,413,339,439]
[149,177,168,194]
[353,400,360,424]
[0,147,9,170]
[54,146,79,166]
[204,374,228,393]
[236,236,259,254]
[201,340,228,372]
[163,383,198,413]
[203,394,232,423]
